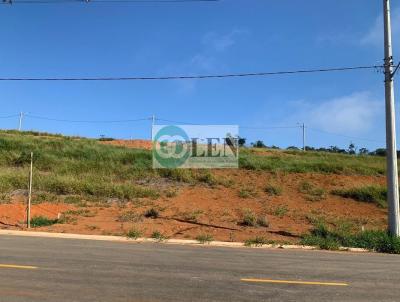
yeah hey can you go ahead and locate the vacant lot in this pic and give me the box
[0,130,388,246]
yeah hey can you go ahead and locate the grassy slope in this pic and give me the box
[0,130,386,204]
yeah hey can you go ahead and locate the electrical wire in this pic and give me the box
[307,127,382,143]
[0,65,382,81]
[25,114,151,123]
[0,114,19,119]
[0,0,218,4]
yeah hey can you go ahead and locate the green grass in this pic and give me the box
[238,187,257,198]
[0,131,230,203]
[151,231,167,241]
[299,181,326,201]
[331,185,387,208]
[30,216,59,227]
[301,222,400,254]
[240,148,385,176]
[244,236,273,247]
[240,209,269,227]
[0,130,388,207]
[273,205,288,218]
[264,184,282,196]
[126,229,142,239]
[195,234,214,244]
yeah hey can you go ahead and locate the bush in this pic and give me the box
[241,210,269,227]
[301,222,400,254]
[238,187,257,199]
[151,231,167,241]
[332,185,387,208]
[244,237,271,247]
[196,234,213,244]
[30,216,59,227]
[144,208,159,219]
[299,181,326,201]
[273,205,288,218]
[126,229,142,239]
[241,209,257,226]
[265,184,282,196]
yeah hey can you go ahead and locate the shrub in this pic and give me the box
[144,208,159,219]
[30,216,58,227]
[299,181,326,201]
[196,234,213,244]
[265,184,282,196]
[301,222,400,254]
[331,185,387,208]
[241,209,257,226]
[238,187,257,199]
[273,205,288,218]
[182,210,203,222]
[244,237,271,247]
[126,229,142,239]
[151,231,167,241]
[257,216,270,227]
[241,210,269,227]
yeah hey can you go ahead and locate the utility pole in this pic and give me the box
[383,0,400,236]
[151,114,155,140]
[27,152,33,229]
[18,112,24,131]
[302,123,306,151]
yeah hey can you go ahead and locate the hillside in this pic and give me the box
[0,130,391,249]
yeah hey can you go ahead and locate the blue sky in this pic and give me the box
[0,0,398,151]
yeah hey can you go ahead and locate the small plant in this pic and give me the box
[182,210,203,222]
[151,231,167,241]
[241,209,257,226]
[265,184,282,196]
[86,225,99,231]
[244,237,271,247]
[238,187,257,199]
[331,185,387,208]
[196,234,213,244]
[30,216,58,227]
[126,229,142,240]
[241,210,269,227]
[117,211,143,223]
[273,205,288,218]
[165,189,178,198]
[257,216,270,227]
[144,208,159,219]
[299,181,326,201]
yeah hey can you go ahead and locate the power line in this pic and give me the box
[241,125,299,130]
[307,127,382,143]
[25,114,151,123]
[0,114,19,119]
[0,65,383,81]
[1,0,218,4]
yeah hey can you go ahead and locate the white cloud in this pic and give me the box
[287,92,382,134]
[162,29,248,94]
[202,29,247,52]
[361,8,400,46]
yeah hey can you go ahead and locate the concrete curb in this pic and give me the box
[0,229,370,253]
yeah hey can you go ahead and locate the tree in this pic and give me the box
[252,140,266,148]
[238,137,246,147]
[359,147,369,155]
[348,143,356,155]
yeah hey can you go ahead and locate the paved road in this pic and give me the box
[0,235,399,302]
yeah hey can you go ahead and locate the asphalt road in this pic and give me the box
[0,235,399,302]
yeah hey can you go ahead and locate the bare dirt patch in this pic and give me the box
[0,170,387,244]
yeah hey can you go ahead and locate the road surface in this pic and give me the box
[0,235,399,301]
